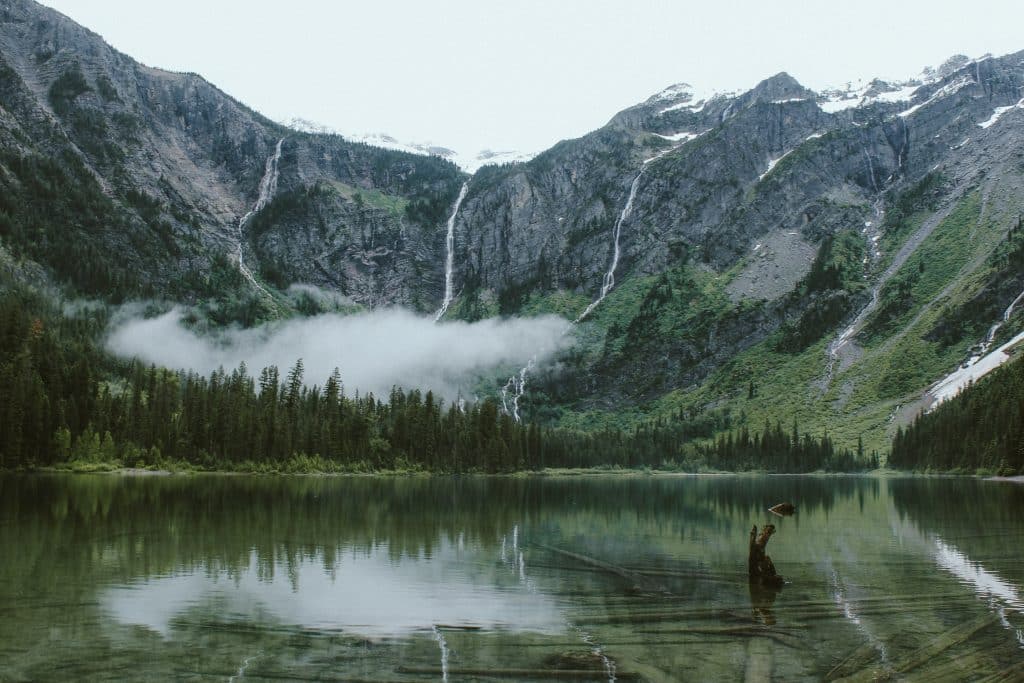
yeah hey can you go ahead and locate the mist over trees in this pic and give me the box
[0,286,870,474]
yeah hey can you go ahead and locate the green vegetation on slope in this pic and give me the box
[542,181,1024,459]
[0,149,156,300]
[0,284,869,474]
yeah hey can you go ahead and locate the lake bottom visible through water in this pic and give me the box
[1,473,1023,681]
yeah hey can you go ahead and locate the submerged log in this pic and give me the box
[748,525,785,588]
[539,544,667,594]
[976,657,1024,683]
[832,612,999,682]
[396,666,641,679]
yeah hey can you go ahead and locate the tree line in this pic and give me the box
[890,352,1024,474]
[0,286,873,473]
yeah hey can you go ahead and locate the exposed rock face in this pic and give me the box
[3,0,1024,431]
[457,56,1024,306]
[436,50,1024,410]
[0,0,464,308]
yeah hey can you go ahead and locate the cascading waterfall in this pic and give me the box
[575,170,644,323]
[861,146,879,193]
[824,201,886,382]
[235,138,284,299]
[435,182,470,322]
[502,169,646,422]
[576,627,617,683]
[975,286,1024,360]
[500,357,534,423]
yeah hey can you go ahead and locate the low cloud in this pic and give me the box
[106,308,572,403]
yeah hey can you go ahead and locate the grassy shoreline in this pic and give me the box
[3,464,1015,481]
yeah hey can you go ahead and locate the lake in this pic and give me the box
[0,473,1022,681]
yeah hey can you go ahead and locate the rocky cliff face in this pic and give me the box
[456,58,1024,305]
[3,0,1024,448]
[442,51,1024,429]
[0,0,464,309]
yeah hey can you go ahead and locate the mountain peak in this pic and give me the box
[748,72,814,102]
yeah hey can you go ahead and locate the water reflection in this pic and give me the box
[934,539,1024,648]
[104,541,564,638]
[748,580,780,625]
[934,539,1024,612]
[1,473,1022,681]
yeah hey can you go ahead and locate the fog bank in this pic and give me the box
[106,308,572,403]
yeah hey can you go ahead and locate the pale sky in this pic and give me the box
[38,0,1024,157]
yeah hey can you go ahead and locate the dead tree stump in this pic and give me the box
[748,524,784,588]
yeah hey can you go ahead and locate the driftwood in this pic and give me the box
[824,641,887,681]
[540,544,667,594]
[831,612,999,682]
[975,657,1024,683]
[882,612,999,677]
[396,665,641,679]
[903,644,1010,682]
[635,625,801,648]
[748,525,784,588]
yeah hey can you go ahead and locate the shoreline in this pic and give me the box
[3,466,1015,480]
[985,475,1024,484]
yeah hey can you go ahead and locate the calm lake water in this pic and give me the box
[1,474,1022,681]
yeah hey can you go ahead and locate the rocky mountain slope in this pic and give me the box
[3,0,1024,452]
[0,0,465,312]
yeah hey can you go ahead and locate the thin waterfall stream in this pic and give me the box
[235,138,284,300]
[575,170,644,323]
[501,167,645,421]
[435,182,470,322]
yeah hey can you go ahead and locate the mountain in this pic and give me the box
[0,0,465,313]
[2,0,1024,454]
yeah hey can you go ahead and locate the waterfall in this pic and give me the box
[575,170,644,323]
[502,169,645,422]
[954,282,1024,368]
[235,138,284,299]
[975,286,1024,360]
[862,147,879,193]
[575,627,618,683]
[824,201,887,382]
[500,358,534,423]
[435,182,470,322]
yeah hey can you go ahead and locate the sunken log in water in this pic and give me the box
[748,524,785,588]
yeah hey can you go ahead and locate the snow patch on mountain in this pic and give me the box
[814,53,996,115]
[653,131,702,142]
[928,331,1024,408]
[898,75,973,118]
[978,98,1024,129]
[758,133,824,181]
[281,118,534,173]
[648,82,736,116]
[818,81,921,113]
